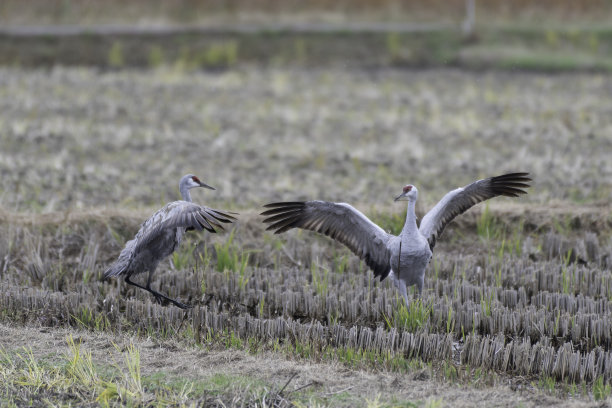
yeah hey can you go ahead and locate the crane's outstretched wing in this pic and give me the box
[156,201,237,232]
[419,172,531,250]
[133,201,236,248]
[261,201,393,279]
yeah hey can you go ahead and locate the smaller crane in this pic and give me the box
[104,174,236,308]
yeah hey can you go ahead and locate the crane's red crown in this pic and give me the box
[192,176,201,183]
[403,185,413,193]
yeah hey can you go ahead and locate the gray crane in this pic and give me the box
[262,172,530,305]
[104,174,236,309]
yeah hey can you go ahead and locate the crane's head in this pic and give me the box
[394,184,418,202]
[181,174,215,190]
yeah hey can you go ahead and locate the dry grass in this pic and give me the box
[1,67,612,405]
[1,68,611,211]
[1,209,611,406]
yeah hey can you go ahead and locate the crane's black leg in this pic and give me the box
[124,274,191,309]
[124,274,154,299]
[145,269,164,304]
[416,275,424,299]
[145,269,191,309]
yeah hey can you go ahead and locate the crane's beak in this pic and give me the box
[394,193,407,202]
[198,181,215,190]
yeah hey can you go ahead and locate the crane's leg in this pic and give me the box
[142,269,164,304]
[144,271,191,309]
[398,280,409,307]
[389,271,410,307]
[124,273,191,309]
[416,275,424,298]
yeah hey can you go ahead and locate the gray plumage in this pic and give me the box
[104,174,236,309]
[262,172,531,306]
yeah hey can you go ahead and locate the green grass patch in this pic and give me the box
[593,376,611,400]
[0,335,298,407]
[383,298,433,332]
[371,210,405,236]
[214,230,252,274]
[476,203,504,242]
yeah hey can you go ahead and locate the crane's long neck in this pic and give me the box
[401,200,418,236]
[180,184,192,202]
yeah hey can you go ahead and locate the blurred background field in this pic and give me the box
[1,67,611,211]
[2,0,612,25]
[2,0,612,71]
[1,1,612,407]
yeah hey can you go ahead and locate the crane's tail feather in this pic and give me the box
[103,263,125,279]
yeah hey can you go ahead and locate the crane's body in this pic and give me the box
[105,201,191,280]
[387,239,432,301]
[262,173,530,305]
[390,197,432,293]
[105,174,236,308]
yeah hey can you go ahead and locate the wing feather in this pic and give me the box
[131,201,237,250]
[262,201,393,279]
[165,203,236,230]
[419,172,531,250]
[193,212,212,231]
[208,210,237,223]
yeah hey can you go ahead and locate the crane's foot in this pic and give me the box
[170,299,192,309]
[152,294,165,305]
[151,294,191,309]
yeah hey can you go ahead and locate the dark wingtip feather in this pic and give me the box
[197,221,216,233]
[261,204,305,218]
[491,172,531,196]
[492,173,531,182]
[209,214,235,224]
[500,181,531,187]
[206,217,226,231]
[210,210,238,221]
[497,187,527,196]
[262,210,301,224]
[261,208,300,217]
[266,223,296,234]
[263,201,305,209]
[265,214,302,232]
[494,172,530,178]
[261,207,301,217]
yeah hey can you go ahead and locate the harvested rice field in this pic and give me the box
[1,66,612,407]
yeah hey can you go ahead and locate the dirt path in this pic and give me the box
[0,323,601,407]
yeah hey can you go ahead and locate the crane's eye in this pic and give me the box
[403,185,412,193]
